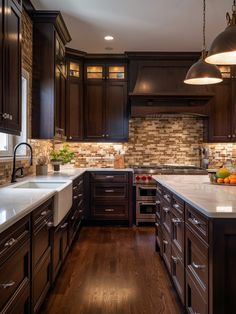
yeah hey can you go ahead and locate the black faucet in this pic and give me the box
[11,142,33,183]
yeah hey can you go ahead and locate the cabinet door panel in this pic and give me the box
[162,227,171,274]
[4,0,21,135]
[84,82,105,139]
[66,80,83,141]
[106,82,128,141]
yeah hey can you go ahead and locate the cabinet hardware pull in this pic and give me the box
[163,207,170,213]
[232,134,236,138]
[79,210,83,213]
[105,189,115,193]
[78,180,83,186]
[105,176,114,179]
[9,115,12,120]
[171,256,178,263]
[0,281,15,289]
[106,134,109,137]
[189,217,205,226]
[102,134,105,137]
[4,238,17,247]
[1,113,9,120]
[192,261,206,270]
[78,193,83,197]
[155,222,159,228]
[156,187,162,194]
[228,134,232,138]
[46,221,54,229]
[41,210,48,216]
[73,196,78,200]
[163,194,171,202]
[60,222,68,229]
[104,208,115,212]
[163,240,168,245]
[173,203,180,209]
[69,136,73,140]
[139,202,156,206]
[73,186,78,190]
[156,200,161,205]
[172,218,181,225]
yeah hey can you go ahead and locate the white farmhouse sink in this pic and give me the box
[12,180,73,226]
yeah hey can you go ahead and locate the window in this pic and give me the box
[0,70,29,157]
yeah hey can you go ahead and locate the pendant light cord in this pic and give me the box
[202,0,206,53]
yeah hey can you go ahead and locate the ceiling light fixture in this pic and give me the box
[104,35,114,41]
[184,0,222,85]
[206,0,236,65]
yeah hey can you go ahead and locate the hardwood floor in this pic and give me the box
[41,226,182,314]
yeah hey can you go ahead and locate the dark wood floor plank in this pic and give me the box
[41,226,182,314]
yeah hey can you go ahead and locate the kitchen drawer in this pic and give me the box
[155,220,162,253]
[171,244,185,305]
[186,226,208,301]
[171,209,184,257]
[90,172,128,183]
[186,271,208,314]
[0,215,30,264]
[186,204,209,243]
[172,194,184,217]
[155,198,161,220]
[32,248,51,314]
[161,199,172,235]
[91,183,128,199]
[32,198,53,230]
[0,240,30,312]
[156,183,163,196]
[162,227,171,274]
[162,187,172,204]
[32,215,53,268]
[91,202,128,219]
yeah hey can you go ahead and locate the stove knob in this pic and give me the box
[136,176,141,181]
[147,175,152,181]
[141,176,147,181]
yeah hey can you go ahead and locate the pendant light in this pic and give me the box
[206,0,236,65]
[184,0,223,85]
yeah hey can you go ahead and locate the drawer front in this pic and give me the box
[172,194,184,217]
[171,245,185,305]
[90,172,128,183]
[0,240,30,311]
[156,183,163,196]
[186,227,208,300]
[186,204,209,243]
[0,216,30,264]
[32,198,53,230]
[91,183,128,200]
[32,216,53,268]
[171,210,184,256]
[32,249,51,313]
[73,176,83,195]
[155,198,161,220]
[161,200,172,235]
[186,272,208,314]
[155,220,162,254]
[162,227,171,274]
[91,203,128,219]
[162,188,172,204]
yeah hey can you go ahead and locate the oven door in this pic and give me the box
[136,201,156,220]
[136,185,157,201]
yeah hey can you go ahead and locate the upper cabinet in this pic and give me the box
[31,11,71,140]
[83,60,128,142]
[0,0,21,135]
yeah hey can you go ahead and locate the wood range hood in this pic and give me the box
[128,52,215,117]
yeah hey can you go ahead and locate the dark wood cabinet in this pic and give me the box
[66,55,84,141]
[0,0,21,135]
[88,171,133,225]
[84,61,128,142]
[32,11,71,140]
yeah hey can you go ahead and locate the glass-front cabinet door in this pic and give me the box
[69,61,80,79]
[85,65,104,80]
[108,65,126,80]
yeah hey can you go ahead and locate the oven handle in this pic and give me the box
[138,186,157,190]
[138,202,156,206]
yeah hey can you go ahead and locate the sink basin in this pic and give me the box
[12,180,73,227]
[13,181,68,189]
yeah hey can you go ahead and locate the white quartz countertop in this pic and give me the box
[0,167,133,233]
[153,175,236,218]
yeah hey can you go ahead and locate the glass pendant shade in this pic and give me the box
[184,55,223,85]
[205,24,236,65]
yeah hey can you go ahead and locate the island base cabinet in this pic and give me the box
[186,272,208,314]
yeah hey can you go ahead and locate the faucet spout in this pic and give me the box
[11,142,33,183]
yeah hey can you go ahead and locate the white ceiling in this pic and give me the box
[31,0,232,53]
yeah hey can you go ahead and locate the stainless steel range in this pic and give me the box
[132,165,207,225]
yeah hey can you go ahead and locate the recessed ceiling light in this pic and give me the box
[104,35,114,41]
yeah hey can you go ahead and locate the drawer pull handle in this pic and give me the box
[189,217,205,226]
[105,189,115,193]
[163,207,170,213]
[172,218,181,225]
[79,210,83,213]
[0,281,15,289]
[163,194,171,202]
[78,193,83,197]
[73,186,78,190]
[73,196,78,200]
[156,187,162,194]
[173,204,180,210]
[105,208,115,212]
[41,210,48,216]
[140,202,156,206]
[192,261,206,270]
[171,256,178,263]
[163,240,168,245]
[156,200,160,205]
[4,238,17,247]
[155,222,160,228]
[60,222,68,229]
[105,176,114,179]
[46,221,54,229]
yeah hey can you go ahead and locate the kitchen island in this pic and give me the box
[153,174,236,314]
